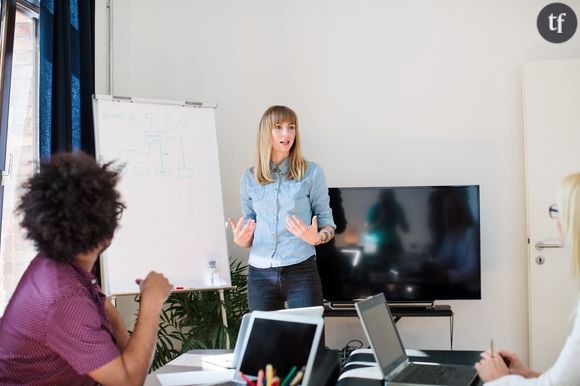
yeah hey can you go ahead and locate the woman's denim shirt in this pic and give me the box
[240,159,335,268]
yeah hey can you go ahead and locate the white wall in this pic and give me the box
[95,0,580,360]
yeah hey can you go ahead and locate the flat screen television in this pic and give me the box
[316,185,481,303]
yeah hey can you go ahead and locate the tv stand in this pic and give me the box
[324,301,455,349]
[325,302,452,317]
[326,302,358,310]
[389,303,452,313]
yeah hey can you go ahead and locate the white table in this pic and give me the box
[145,349,233,386]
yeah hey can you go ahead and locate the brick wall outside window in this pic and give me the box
[0,9,38,315]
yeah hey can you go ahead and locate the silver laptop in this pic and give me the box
[355,294,478,386]
[211,310,323,385]
[203,306,324,369]
[202,313,253,369]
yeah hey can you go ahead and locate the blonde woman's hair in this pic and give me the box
[254,105,306,184]
[558,173,580,278]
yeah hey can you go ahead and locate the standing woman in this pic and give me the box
[229,105,336,311]
[475,172,580,385]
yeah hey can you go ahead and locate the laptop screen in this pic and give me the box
[239,319,317,376]
[236,312,322,384]
[356,293,408,377]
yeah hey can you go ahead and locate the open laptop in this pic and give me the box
[204,310,323,385]
[202,313,253,369]
[202,306,324,369]
[355,293,478,386]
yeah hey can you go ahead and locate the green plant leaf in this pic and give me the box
[145,258,250,372]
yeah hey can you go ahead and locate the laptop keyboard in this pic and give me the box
[393,363,477,386]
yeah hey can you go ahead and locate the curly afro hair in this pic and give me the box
[17,151,125,262]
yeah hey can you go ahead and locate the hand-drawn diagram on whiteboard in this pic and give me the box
[102,110,196,178]
[93,96,231,295]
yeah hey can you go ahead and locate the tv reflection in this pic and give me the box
[365,189,409,269]
[422,187,480,297]
[316,186,481,302]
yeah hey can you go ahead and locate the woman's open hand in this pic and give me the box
[228,217,255,248]
[286,215,321,245]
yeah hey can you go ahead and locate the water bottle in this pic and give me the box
[208,259,219,286]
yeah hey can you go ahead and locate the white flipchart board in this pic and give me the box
[93,95,230,295]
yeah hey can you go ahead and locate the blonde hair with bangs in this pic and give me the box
[254,105,306,185]
[557,173,580,279]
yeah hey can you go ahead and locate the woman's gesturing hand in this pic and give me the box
[286,215,321,245]
[228,217,256,248]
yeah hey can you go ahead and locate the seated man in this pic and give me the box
[0,151,173,385]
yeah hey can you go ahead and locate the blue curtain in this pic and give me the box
[39,0,95,158]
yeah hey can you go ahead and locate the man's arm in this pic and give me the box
[88,271,172,386]
[104,298,130,350]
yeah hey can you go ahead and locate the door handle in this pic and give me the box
[535,241,561,251]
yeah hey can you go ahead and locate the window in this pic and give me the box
[0,3,38,315]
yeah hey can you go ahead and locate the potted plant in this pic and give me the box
[150,258,249,371]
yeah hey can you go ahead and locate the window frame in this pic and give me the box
[0,0,17,201]
[0,0,39,226]
[0,0,39,315]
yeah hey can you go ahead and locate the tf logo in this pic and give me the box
[537,3,577,43]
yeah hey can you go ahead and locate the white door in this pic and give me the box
[524,58,580,371]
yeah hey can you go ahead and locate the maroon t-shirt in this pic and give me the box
[0,253,120,385]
